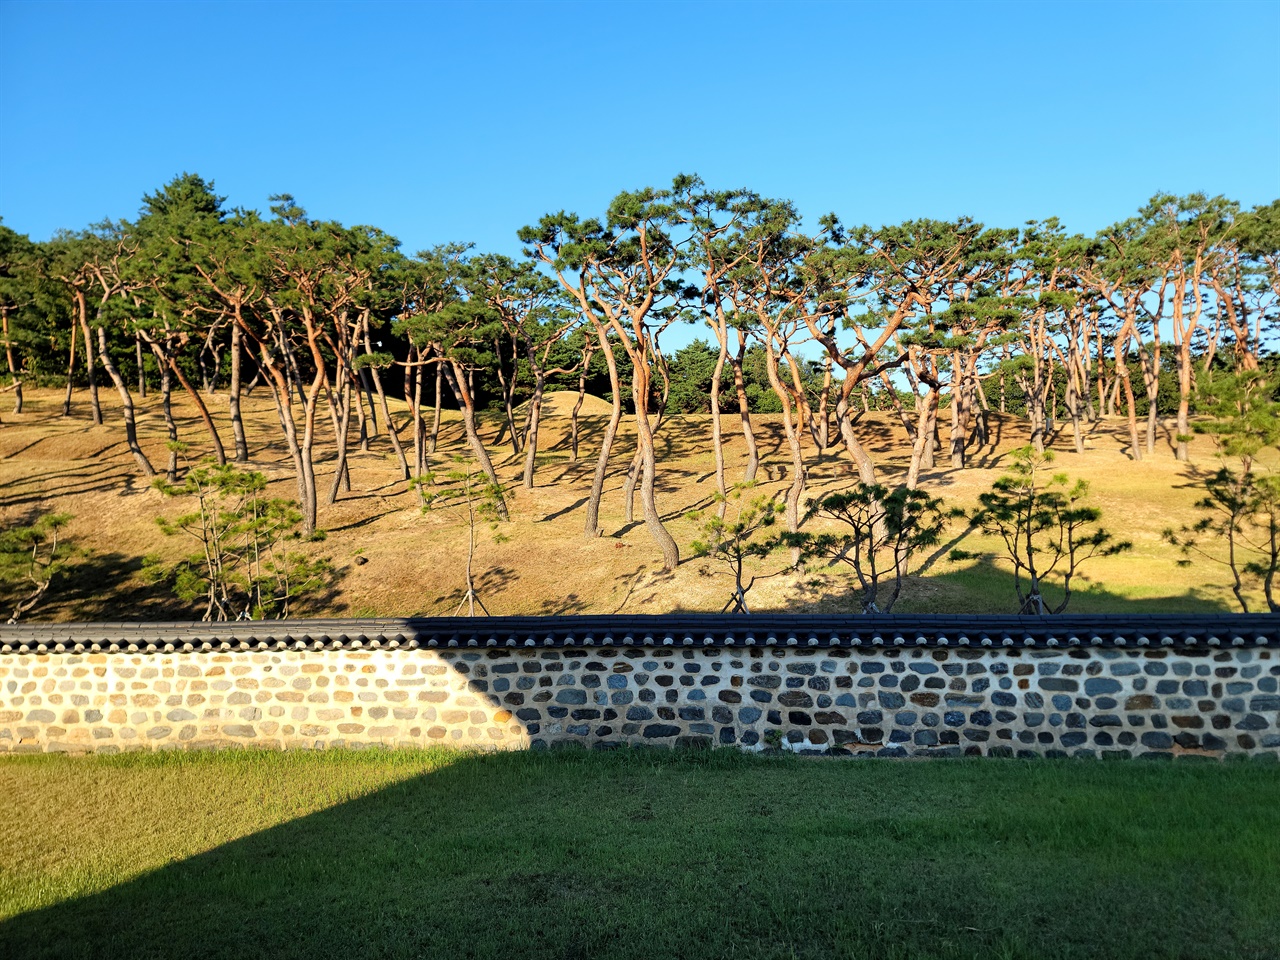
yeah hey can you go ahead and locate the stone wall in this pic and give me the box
[1,645,1277,758]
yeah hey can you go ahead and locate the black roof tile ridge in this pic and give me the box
[1,613,1277,654]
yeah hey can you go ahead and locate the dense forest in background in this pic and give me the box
[0,174,1277,598]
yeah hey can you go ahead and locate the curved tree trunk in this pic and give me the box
[834,397,879,486]
[441,360,507,520]
[74,293,102,425]
[906,389,939,489]
[96,326,155,477]
[631,366,679,572]
[763,334,807,562]
[584,326,623,539]
[168,347,227,466]
[1114,333,1143,462]
[327,378,353,505]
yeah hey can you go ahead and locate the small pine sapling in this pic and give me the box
[953,446,1131,614]
[417,456,508,616]
[688,485,786,613]
[146,459,333,621]
[1164,468,1279,613]
[0,511,73,623]
[1164,369,1280,612]
[800,484,946,613]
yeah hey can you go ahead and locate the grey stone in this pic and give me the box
[642,724,681,738]
[1084,678,1121,696]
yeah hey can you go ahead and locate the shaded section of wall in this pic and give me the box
[1,646,1277,758]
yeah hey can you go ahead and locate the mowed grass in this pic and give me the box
[1,749,1277,960]
[0,387,1272,618]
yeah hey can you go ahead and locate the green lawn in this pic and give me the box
[1,749,1277,960]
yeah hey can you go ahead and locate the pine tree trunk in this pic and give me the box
[411,352,427,505]
[906,389,938,489]
[96,326,155,477]
[75,293,102,425]
[632,368,679,572]
[327,379,352,505]
[710,335,728,518]
[585,326,623,540]
[152,346,179,481]
[429,363,443,454]
[2,309,21,414]
[364,352,409,482]
[442,361,507,519]
[135,332,146,399]
[522,368,548,490]
[168,347,227,465]
[571,358,588,463]
[730,343,758,484]
[949,362,968,469]
[623,448,641,523]
[229,322,249,462]
[62,325,76,417]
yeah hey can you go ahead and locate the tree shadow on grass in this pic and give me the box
[10,544,351,623]
[431,566,520,612]
[0,550,187,624]
[892,555,1239,616]
[0,749,1275,960]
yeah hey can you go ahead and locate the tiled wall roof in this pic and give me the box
[1,614,1276,655]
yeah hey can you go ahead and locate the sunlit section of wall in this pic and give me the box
[0,651,530,753]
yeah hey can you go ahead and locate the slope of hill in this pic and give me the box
[0,387,1261,621]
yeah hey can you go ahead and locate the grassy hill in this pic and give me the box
[0,386,1264,620]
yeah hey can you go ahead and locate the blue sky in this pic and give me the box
[2,0,1278,261]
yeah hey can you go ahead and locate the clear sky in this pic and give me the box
[2,0,1278,260]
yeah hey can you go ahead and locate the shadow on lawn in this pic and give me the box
[2,749,1277,960]
[890,555,1238,616]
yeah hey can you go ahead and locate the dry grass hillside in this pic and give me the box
[0,385,1266,621]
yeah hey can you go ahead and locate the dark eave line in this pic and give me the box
[1,614,1277,656]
